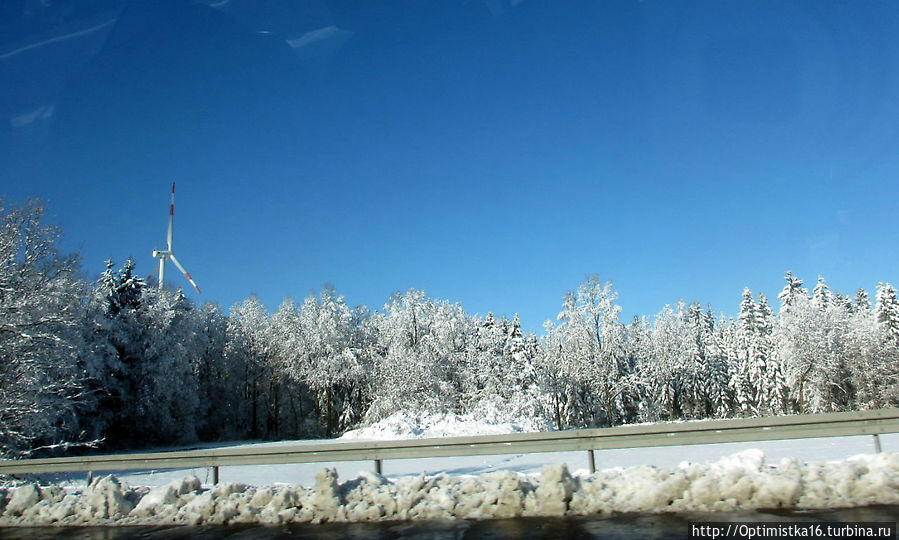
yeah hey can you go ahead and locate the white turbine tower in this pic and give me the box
[152,182,201,294]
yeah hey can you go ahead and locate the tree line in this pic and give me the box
[1,200,898,457]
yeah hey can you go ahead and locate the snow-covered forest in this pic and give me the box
[2,200,898,459]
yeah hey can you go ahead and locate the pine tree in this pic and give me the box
[86,259,208,448]
[702,307,732,417]
[812,275,832,307]
[834,292,853,313]
[679,302,709,419]
[473,311,506,402]
[854,288,872,314]
[732,288,758,414]
[876,283,899,345]
[755,293,786,415]
[97,257,144,316]
[510,313,523,339]
[777,271,808,314]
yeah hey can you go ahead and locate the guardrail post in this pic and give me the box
[87,470,93,486]
[587,449,596,474]
[873,434,883,453]
[374,459,382,475]
[212,466,220,484]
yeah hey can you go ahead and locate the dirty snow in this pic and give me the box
[2,412,899,526]
[2,451,899,526]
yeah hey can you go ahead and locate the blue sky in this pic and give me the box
[2,0,898,333]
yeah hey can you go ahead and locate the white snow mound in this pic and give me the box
[3,450,899,526]
[339,410,551,441]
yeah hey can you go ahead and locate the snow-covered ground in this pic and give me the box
[2,412,899,526]
[338,410,553,441]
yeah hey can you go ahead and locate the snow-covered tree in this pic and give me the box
[192,301,242,441]
[364,289,467,422]
[777,271,807,314]
[812,275,833,307]
[635,303,689,421]
[267,297,309,437]
[854,288,872,314]
[774,273,847,413]
[754,294,787,415]
[843,293,894,409]
[876,283,899,345]
[86,264,207,448]
[469,312,506,402]
[537,277,630,427]
[0,201,89,456]
[702,307,732,417]
[15,200,899,452]
[225,295,275,439]
[677,302,732,418]
[497,314,544,420]
[731,290,786,416]
[288,286,363,437]
[731,289,758,414]
[134,288,203,443]
[537,318,570,430]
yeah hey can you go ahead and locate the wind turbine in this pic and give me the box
[152,182,201,294]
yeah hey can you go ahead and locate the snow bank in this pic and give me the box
[3,450,899,526]
[339,410,551,441]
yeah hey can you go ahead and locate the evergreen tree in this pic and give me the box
[812,275,832,307]
[702,307,732,417]
[876,283,899,345]
[777,271,808,314]
[86,260,207,447]
[854,288,872,313]
[678,302,709,419]
[732,288,758,414]
[754,293,786,415]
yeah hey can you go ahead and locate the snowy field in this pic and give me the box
[2,412,899,526]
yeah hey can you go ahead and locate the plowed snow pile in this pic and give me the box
[2,450,899,526]
[338,410,551,440]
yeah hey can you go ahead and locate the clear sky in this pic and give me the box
[2,0,898,333]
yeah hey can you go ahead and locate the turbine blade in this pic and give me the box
[167,182,175,251]
[169,253,201,294]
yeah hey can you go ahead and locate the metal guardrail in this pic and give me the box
[2,408,897,482]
